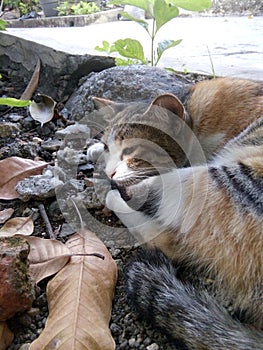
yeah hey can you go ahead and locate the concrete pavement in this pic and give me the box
[4,15,263,80]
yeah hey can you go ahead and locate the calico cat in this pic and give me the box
[106,115,263,350]
[88,77,263,174]
[86,77,263,349]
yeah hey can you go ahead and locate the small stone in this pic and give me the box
[18,343,31,350]
[41,139,62,152]
[55,122,90,139]
[22,116,35,131]
[27,307,40,317]
[7,141,40,159]
[146,343,159,350]
[8,113,24,122]
[78,163,94,173]
[19,313,32,327]
[32,137,43,144]
[119,340,128,349]
[59,223,75,238]
[128,338,137,346]
[0,237,35,321]
[16,166,63,201]
[0,122,20,138]
[110,322,122,335]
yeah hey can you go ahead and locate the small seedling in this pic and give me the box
[95,0,211,66]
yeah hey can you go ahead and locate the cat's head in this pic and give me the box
[92,94,192,185]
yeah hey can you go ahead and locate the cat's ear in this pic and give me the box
[92,97,115,110]
[147,93,192,127]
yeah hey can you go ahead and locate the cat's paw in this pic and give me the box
[106,189,134,214]
[106,187,161,243]
[86,142,105,162]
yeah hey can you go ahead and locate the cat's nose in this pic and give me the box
[109,170,116,179]
[106,168,116,178]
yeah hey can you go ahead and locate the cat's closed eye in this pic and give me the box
[122,146,137,157]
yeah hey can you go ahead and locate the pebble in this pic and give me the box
[147,344,159,350]
[0,122,20,138]
[8,113,24,122]
[41,138,62,152]
[18,343,31,350]
[16,166,64,201]
[55,122,90,139]
[128,337,140,347]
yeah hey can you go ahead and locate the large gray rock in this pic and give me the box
[65,65,193,121]
[0,31,115,101]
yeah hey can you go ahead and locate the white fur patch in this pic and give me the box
[86,142,105,162]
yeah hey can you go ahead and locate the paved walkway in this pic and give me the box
[6,16,263,80]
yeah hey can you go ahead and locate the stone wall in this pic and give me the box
[210,0,263,15]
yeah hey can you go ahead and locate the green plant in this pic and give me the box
[3,0,40,15]
[57,0,99,15]
[71,0,99,14]
[96,0,211,66]
[56,0,72,15]
[0,19,6,30]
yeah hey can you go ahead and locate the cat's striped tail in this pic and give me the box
[124,249,263,350]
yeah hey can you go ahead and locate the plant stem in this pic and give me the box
[151,19,156,66]
[0,0,3,15]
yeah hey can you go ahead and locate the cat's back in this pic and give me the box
[188,77,263,140]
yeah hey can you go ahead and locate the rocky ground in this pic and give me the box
[1,0,262,341]
[0,66,212,350]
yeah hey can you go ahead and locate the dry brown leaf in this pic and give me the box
[0,208,14,224]
[0,216,34,237]
[0,156,48,200]
[20,59,41,100]
[0,321,14,350]
[27,236,71,284]
[29,94,57,127]
[30,230,118,350]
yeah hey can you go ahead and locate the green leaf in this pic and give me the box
[121,11,149,32]
[157,39,182,60]
[114,38,147,63]
[95,40,110,53]
[153,0,179,32]
[169,0,211,11]
[115,57,140,66]
[0,19,6,31]
[0,97,31,107]
[95,41,117,54]
[109,0,149,12]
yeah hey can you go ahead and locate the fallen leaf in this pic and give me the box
[30,230,118,350]
[0,156,48,200]
[0,208,14,224]
[0,322,14,349]
[0,216,34,237]
[27,236,71,284]
[0,157,48,200]
[29,94,56,127]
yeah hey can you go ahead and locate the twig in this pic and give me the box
[20,58,41,100]
[38,203,55,239]
[0,0,4,16]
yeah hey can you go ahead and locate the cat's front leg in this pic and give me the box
[106,181,163,243]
